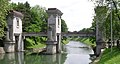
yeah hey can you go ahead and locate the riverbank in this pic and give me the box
[98,47,120,64]
[70,38,95,46]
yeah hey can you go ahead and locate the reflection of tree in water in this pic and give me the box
[0,53,24,64]
[0,53,15,64]
[0,53,67,64]
[25,54,67,64]
[61,54,67,64]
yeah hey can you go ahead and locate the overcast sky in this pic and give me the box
[11,0,95,31]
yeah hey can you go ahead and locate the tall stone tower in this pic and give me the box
[46,8,63,54]
[4,10,24,52]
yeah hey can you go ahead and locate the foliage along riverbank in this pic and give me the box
[98,47,120,64]
[70,38,96,46]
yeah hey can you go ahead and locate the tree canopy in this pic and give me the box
[90,0,120,40]
[0,0,9,40]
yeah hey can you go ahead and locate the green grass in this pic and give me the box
[72,38,95,46]
[98,47,120,64]
[25,38,46,49]
[27,43,46,48]
[62,39,69,44]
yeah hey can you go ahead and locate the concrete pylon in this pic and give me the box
[46,8,63,54]
[4,26,15,52]
[4,10,24,53]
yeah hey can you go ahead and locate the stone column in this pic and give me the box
[4,27,15,52]
[46,8,63,54]
[16,34,24,52]
[46,27,57,54]
[56,34,62,53]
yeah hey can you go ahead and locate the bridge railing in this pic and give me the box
[61,32,95,37]
[22,32,47,36]
[22,32,95,37]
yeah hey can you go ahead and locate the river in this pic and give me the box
[0,41,93,64]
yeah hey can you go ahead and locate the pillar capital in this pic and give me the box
[46,8,63,16]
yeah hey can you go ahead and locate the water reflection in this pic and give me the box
[25,53,67,64]
[64,41,93,64]
[0,41,93,64]
[0,52,24,64]
[0,52,67,64]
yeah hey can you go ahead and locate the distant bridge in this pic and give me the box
[61,32,95,37]
[22,32,95,37]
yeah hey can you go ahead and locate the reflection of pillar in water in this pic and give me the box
[0,54,5,60]
[56,54,61,64]
[50,54,56,64]
[5,53,15,64]
[16,52,24,64]
[45,54,57,64]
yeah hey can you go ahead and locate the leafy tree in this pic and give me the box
[92,0,120,40]
[27,5,47,32]
[0,0,9,40]
[10,2,32,32]
[61,19,68,32]
[25,5,48,48]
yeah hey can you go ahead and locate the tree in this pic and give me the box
[28,5,48,32]
[25,5,48,48]
[10,2,32,32]
[91,0,120,40]
[0,0,9,40]
[61,19,68,32]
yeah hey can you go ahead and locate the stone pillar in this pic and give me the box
[6,10,23,52]
[56,34,62,53]
[46,28,57,54]
[46,8,63,54]
[17,34,24,52]
[4,27,15,52]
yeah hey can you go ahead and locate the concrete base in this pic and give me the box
[0,47,5,53]
[4,41,15,53]
[46,45,56,54]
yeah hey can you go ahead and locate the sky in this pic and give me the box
[10,0,95,32]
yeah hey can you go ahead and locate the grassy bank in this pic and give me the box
[70,38,95,46]
[98,47,120,64]
[62,39,69,44]
[25,38,46,49]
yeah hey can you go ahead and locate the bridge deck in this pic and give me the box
[22,32,95,37]
[22,32,47,36]
[62,32,95,37]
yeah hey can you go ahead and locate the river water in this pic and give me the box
[0,41,93,64]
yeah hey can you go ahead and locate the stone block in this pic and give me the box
[0,47,5,53]
[4,42,15,52]
[46,45,56,54]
